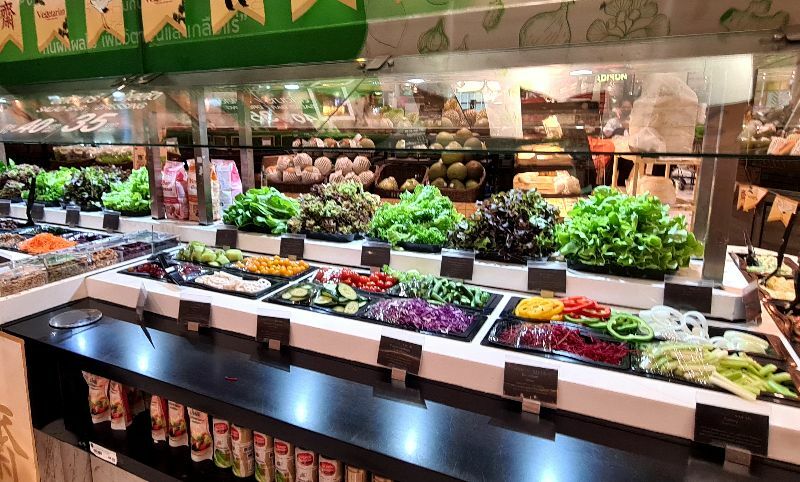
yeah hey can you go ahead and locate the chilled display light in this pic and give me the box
[570,69,593,76]
[284,84,300,90]
[407,78,425,84]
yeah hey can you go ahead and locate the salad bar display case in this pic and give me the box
[3,3,800,480]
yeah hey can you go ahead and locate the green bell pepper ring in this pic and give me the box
[607,313,654,342]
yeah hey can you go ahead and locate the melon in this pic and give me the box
[323,138,337,148]
[294,153,313,169]
[277,155,292,172]
[334,156,353,174]
[447,162,467,182]
[283,168,300,184]
[428,161,447,181]
[314,157,333,176]
[358,171,375,186]
[352,156,371,174]
[329,171,344,184]
[435,131,454,146]
[455,128,473,145]
[266,166,282,183]
[359,138,375,149]
[465,160,484,181]
[441,142,464,165]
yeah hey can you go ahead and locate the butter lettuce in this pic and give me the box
[368,185,462,247]
[102,167,150,213]
[556,187,703,272]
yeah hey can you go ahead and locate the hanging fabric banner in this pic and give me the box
[291,0,356,23]
[34,0,70,52]
[141,0,186,43]
[736,184,768,213]
[211,0,265,34]
[85,0,125,48]
[0,0,23,53]
[767,195,799,227]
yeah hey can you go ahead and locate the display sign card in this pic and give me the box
[503,362,558,405]
[31,203,45,221]
[103,210,121,232]
[216,226,238,249]
[256,315,291,348]
[694,404,769,456]
[664,276,713,313]
[377,336,422,375]
[742,280,762,324]
[361,241,391,268]
[440,249,475,280]
[178,295,211,331]
[65,206,81,227]
[527,260,568,294]
[89,442,118,465]
[280,234,306,260]
[0,199,10,216]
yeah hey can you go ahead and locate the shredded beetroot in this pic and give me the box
[497,323,629,366]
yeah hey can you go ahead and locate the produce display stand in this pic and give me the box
[74,258,800,466]
[3,205,748,320]
[3,8,800,480]
[14,299,800,482]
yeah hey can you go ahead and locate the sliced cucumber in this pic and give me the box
[289,287,309,298]
[358,300,367,308]
[333,306,345,313]
[344,301,359,315]
[337,283,358,301]
[281,292,293,300]
[314,295,333,306]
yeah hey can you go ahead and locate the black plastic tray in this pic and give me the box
[397,241,442,254]
[118,261,207,284]
[266,283,374,320]
[303,231,361,243]
[357,299,487,342]
[483,318,633,371]
[222,260,316,282]
[62,203,102,212]
[630,354,800,408]
[566,259,674,281]
[187,272,287,300]
[119,209,152,218]
[706,326,788,362]
[385,282,502,315]
[17,225,73,236]
[366,235,443,254]
[32,200,60,207]
[475,251,529,266]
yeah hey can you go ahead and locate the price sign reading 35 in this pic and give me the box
[3,113,119,135]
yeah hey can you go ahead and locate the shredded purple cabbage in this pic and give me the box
[364,298,474,335]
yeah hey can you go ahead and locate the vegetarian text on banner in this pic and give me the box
[141,0,186,42]
[737,184,768,213]
[291,0,356,22]
[768,195,799,227]
[210,0,265,34]
[85,0,125,48]
[0,0,22,54]
[34,0,69,52]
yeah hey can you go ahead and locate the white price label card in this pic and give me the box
[89,442,117,465]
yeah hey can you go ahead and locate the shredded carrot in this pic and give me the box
[18,233,77,254]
